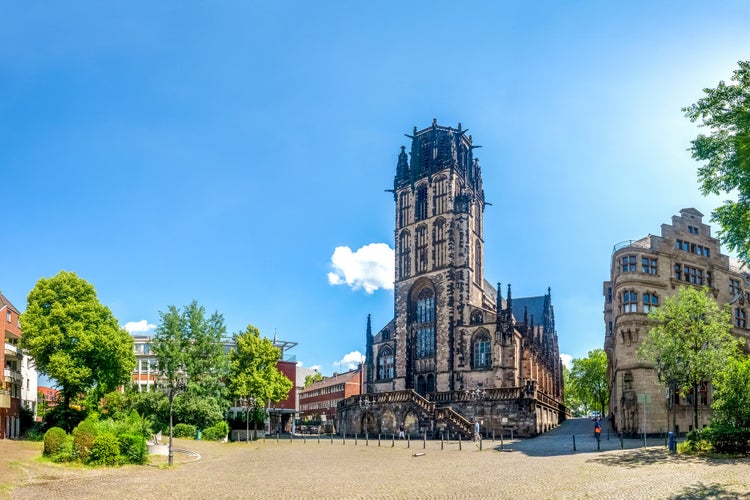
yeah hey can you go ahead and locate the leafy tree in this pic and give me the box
[181,301,229,400]
[304,371,324,388]
[683,60,750,264]
[227,325,293,439]
[19,271,136,431]
[638,286,740,431]
[711,355,750,428]
[569,349,608,416]
[562,364,585,416]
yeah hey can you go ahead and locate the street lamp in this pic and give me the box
[240,396,256,443]
[465,384,486,438]
[359,396,374,437]
[160,374,187,467]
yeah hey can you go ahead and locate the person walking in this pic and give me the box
[399,424,405,440]
[594,417,601,441]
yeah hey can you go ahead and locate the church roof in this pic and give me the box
[512,295,548,327]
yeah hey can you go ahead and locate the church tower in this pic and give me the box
[391,119,489,394]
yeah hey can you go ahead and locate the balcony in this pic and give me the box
[4,342,20,358]
[4,367,22,384]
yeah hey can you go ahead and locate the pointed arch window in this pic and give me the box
[413,287,435,359]
[433,176,448,215]
[415,224,428,273]
[474,241,482,286]
[377,347,395,380]
[433,218,447,267]
[398,192,411,228]
[415,184,428,221]
[472,330,491,369]
[399,230,411,279]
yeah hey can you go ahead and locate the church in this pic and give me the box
[337,120,565,438]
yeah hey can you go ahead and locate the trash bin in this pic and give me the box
[196,429,203,441]
[668,431,675,453]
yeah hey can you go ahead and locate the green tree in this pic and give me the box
[569,349,608,416]
[562,364,585,416]
[304,371,324,388]
[711,355,750,428]
[638,286,740,431]
[19,271,135,430]
[684,60,750,264]
[181,301,229,400]
[227,325,293,440]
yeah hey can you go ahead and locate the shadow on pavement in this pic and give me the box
[667,481,744,499]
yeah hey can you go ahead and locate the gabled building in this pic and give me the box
[339,121,565,438]
[604,208,750,436]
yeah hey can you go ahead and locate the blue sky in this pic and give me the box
[2,2,750,376]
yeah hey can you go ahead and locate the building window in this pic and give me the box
[432,176,448,215]
[641,257,657,275]
[6,311,10,322]
[622,291,637,313]
[433,218,447,267]
[470,310,484,325]
[730,279,741,296]
[398,192,411,228]
[471,331,491,369]
[415,224,428,273]
[688,225,699,235]
[415,184,428,221]
[399,231,411,279]
[735,308,747,329]
[414,287,435,359]
[377,347,394,380]
[621,255,636,272]
[474,241,482,286]
[643,293,658,313]
[685,266,703,285]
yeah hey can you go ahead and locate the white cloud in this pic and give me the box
[336,351,366,371]
[123,320,156,334]
[560,353,573,369]
[327,243,394,294]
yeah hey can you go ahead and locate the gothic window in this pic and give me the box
[432,176,448,215]
[621,255,636,272]
[643,293,658,313]
[413,287,435,359]
[415,184,428,221]
[730,279,741,295]
[622,291,637,313]
[381,329,390,341]
[474,241,482,286]
[735,308,747,328]
[420,141,430,173]
[474,204,481,235]
[433,218,447,267]
[471,330,491,369]
[641,257,657,274]
[398,192,411,228]
[399,230,411,279]
[377,347,395,380]
[470,310,484,325]
[415,224,428,273]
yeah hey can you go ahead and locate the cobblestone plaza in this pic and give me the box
[3,419,749,499]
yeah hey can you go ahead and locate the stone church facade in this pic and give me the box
[337,121,565,438]
[604,208,750,436]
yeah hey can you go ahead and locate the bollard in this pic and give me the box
[423,432,427,449]
[276,431,279,443]
[572,434,576,451]
[620,434,624,450]
[366,431,369,446]
[343,433,346,445]
[510,429,514,440]
[289,432,292,443]
[607,429,610,440]
[378,433,381,447]
[330,433,333,445]
[392,434,395,447]
[407,433,410,448]
[459,435,462,451]
[500,432,504,450]
[479,436,483,451]
[355,433,358,446]
[303,434,306,444]
[441,435,444,450]
[492,430,495,443]
[596,434,600,451]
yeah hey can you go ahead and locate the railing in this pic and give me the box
[3,343,20,357]
[432,387,522,403]
[368,390,436,413]
[435,407,474,436]
[4,368,22,384]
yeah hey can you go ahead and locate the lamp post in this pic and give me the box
[240,396,256,443]
[465,384,486,438]
[359,396,374,438]
[161,375,187,467]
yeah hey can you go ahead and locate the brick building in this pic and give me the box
[299,366,362,429]
[1,293,27,438]
[604,208,750,436]
[338,121,565,438]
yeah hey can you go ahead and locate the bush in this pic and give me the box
[50,435,76,463]
[119,433,147,465]
[43,427,67,456]
[202,421,229,441]
[73,416,100,462]
[704,424,750,455]
[172,423,196,439]
[87,433,121,466]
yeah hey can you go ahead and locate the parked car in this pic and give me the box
[589,411,601,420]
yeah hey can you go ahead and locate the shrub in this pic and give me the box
[87,433,121,466]
[202,421,229,441]
[704,424,750,455]
[50,435,76,463]
[172,423,196,439]
[119,433,147,465]
[73,416,100,462]
[43,427,67,456]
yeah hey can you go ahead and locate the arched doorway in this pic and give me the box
[361,412,377,434]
